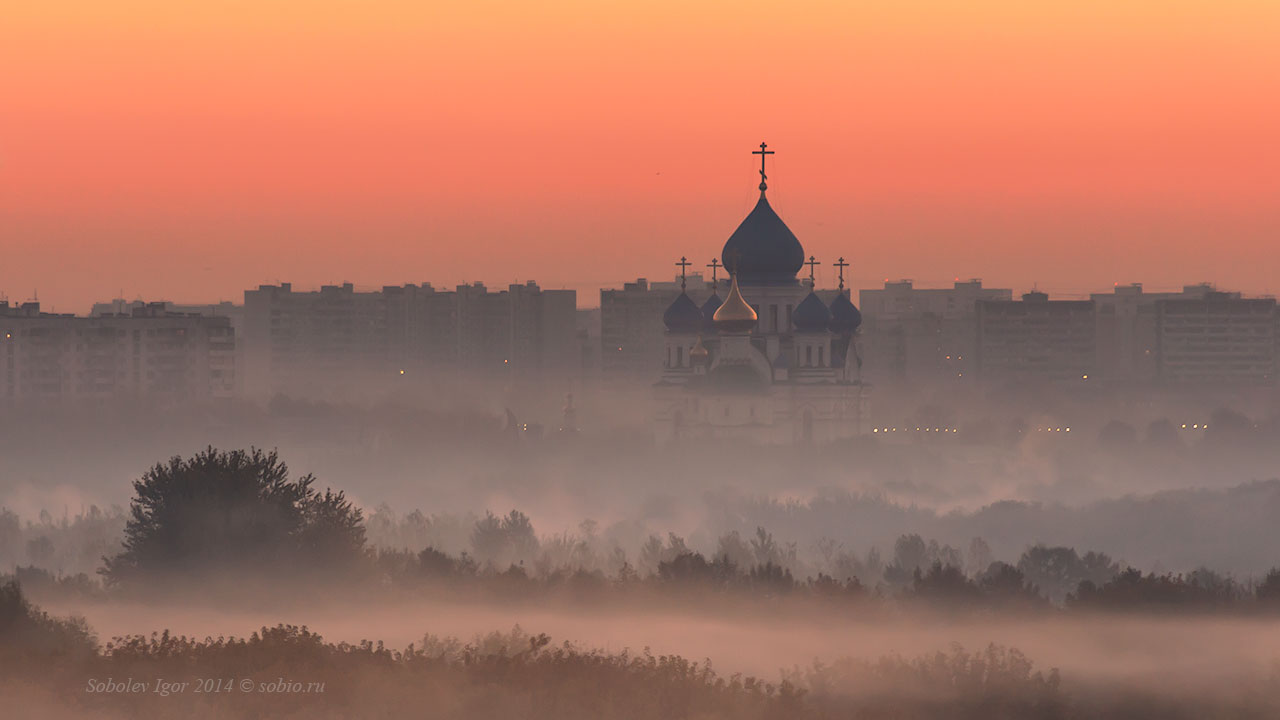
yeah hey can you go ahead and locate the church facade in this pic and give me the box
[654,144,869,445]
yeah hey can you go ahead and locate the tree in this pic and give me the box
[909,562,981,607]
[26,536,54,568]
[748,561,794,594]
[102,447,365,585]
[965,538,993,578]
[979,562,1046,607]
[470,510,540,567]
[1257,568,1280,607]
[885,534,929,585]
[1016,546,1083,604]
[750,527,780,566]
[715,531,754,570]
[0,581,97,663]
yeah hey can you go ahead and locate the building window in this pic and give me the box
[770,305,778,331]
[676,346,683,367]
[818,347,825,367]
[805,346,813,366]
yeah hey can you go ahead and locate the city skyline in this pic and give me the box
[4,1,1279,313]
[0,272,1265,316]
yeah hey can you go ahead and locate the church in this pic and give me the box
[654,144,869,445]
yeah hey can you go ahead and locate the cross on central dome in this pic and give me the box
[720,143,805,286]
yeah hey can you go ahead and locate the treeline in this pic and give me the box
[0,504,125,577]
[11,447,1280,616]
[363,539,1280,615]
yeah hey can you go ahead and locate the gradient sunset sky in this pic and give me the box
[3,0,1278,311]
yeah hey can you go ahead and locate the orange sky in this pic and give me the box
[2,0,1279,311]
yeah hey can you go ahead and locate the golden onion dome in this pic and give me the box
[690,335,709,361]
[712,274,758,334]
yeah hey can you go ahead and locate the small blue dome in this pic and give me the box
[829,291,862,333]
[663,292,703,334]
[792,290,831,332]
[700,293,722,333]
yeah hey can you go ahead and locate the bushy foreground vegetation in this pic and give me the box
[5,580,1278,719]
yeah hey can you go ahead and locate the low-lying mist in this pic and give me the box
[5,385,1280,717]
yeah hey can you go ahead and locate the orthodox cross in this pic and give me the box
[752,142,774,190]
[675,256,692,290]
[833,257,849,290]
[706,257,721,285]
[805,255,820,286]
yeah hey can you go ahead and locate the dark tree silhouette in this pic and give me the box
[1017,546,1119,604]
[909,562,982,606]
[1257,568,1280,607]
[1068,567,1244,611]
[0,581,96,663]
[101,447,365,585]
[979,562,1046,607]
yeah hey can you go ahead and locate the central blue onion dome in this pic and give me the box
[829,291,862,333]
[792,290,831,332]
[700,292,722,333]
[663,292,703,334]
[721,192,805,286]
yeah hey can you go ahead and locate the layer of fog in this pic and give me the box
[4,381,1280,578]
[42,595,1280,695]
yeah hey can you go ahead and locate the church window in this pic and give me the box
[677,346,683,366]
[786,304,793,331]
[818,347,824,367]
[666,347,671,367]
[805,346,812,366]
[770,305,778,331]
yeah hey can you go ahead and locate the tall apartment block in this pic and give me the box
[0,301,235,402]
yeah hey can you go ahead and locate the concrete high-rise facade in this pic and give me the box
[0,301,235,402]
[1155,295,1275,385]
[859,279,1013,385]
[976,292,1097,383]
[242,281,578,397]
[600,275,711,378]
